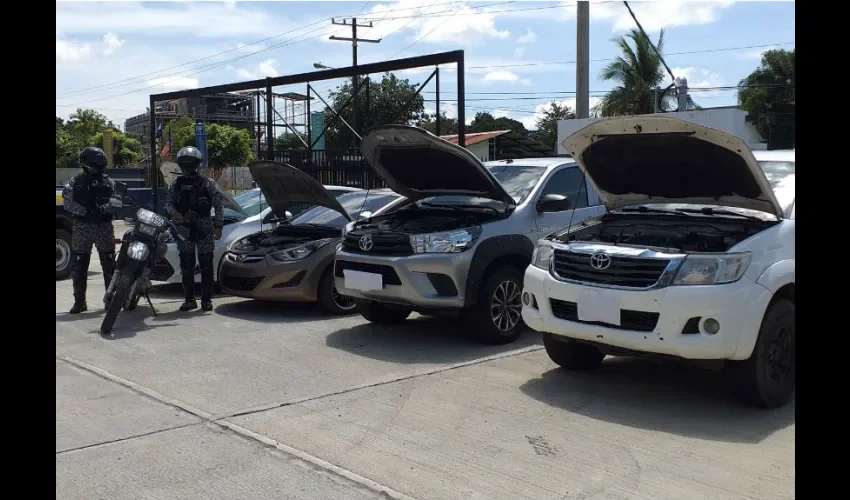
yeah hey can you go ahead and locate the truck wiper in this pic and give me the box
[675,207,763,221]
[617,206,690,216]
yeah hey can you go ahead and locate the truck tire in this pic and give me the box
[357,300,411,325]
[728,299,795,409]
[474,266,525,345]
[543,334,605,370]
[56,228,73,281]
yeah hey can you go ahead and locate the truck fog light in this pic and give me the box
[703,318,720,335]
[522,292,531,306]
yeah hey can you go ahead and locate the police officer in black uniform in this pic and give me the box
[62,147,119,314]
[165,146,223,312]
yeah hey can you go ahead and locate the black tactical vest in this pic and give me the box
[73,174,113,222]
[174,176,212,217]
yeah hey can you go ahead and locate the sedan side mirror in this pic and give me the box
[536,193,571,213]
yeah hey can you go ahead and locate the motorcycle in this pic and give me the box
[100,208,189,334]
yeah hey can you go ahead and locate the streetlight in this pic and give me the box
[313,62,335,70]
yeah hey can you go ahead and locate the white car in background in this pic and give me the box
[151,184,361,285]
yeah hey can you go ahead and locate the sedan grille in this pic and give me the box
[221,275,263,292]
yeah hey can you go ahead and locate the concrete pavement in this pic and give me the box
[56,267,795,500]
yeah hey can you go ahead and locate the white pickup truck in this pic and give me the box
[522,116,795,409]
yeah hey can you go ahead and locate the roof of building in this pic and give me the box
[440,129,554,159]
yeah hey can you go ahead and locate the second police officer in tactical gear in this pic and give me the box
[62,147,120,314]
[165,146,223,312]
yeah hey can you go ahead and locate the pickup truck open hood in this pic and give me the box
[248,160,351,221]
[360,125,516,207]
[160,161,246,215]
[561,116,783,218]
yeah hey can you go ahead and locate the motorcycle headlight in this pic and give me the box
[127,241,149,261]
[672,252,752,286]
[532,241,554,269]
[138,223,157,236]
[410,226,481,254]
[269,238,335,262]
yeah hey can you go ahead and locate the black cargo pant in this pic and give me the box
[71,219,116,305]
[177,217,216,302]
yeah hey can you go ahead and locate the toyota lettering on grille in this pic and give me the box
[589,252,611,270]
[358,234,374,251]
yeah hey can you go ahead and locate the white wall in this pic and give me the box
[467,142,490,162]
[557,108,767,155]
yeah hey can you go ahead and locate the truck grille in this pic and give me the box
[552,250,670,289]
[549,299,660,332]
[221,275,264,292]
[342,231,412,256]
[334,260,402,286]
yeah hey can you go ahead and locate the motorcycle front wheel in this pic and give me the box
[101,266,137,334]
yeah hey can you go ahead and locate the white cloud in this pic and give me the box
[146,76,200,90]
[671,66,725,97]
[516,29,537,44]
[483,70,520,83]
[257,59,279,78]
[56,1,297,38]
[740,46,778,61]
[236,68,256,79]
[559,1,735,33]
[56,37,92,63]
[514,47,525,58]
[364,0,510,45]
[102,32,124,55]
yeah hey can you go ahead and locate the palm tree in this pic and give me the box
[595,28,697,116]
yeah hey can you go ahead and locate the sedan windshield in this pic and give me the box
[418,165,546,209]
[233,189,267,217]
[290,192,400,228]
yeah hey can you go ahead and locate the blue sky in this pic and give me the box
[55,0,795,132]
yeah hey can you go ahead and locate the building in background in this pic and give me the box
[440,130,552,162]
[557,106,767,154]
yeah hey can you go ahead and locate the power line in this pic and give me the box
[388,1,474,59]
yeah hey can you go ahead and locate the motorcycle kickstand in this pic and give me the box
[144,293,158,316]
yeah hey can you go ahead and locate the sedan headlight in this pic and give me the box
[269,238,335,262]
[410,227,481,254]
[227,236,248,252]
[532,241,554,269]
[672,252,751,285]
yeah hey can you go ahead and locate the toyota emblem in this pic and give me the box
[358,234,374,251]
[589,252,611,270]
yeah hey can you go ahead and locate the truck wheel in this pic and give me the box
[543,334,605,370]
[357,300,411,325]
[474,266,525,345]
[56,229,73,281]
[728,299,795,409]
[318,268,357,315]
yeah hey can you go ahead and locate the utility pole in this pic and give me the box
[329,18,381,145]
[576,1,590,119]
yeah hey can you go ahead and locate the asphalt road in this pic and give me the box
[56,260,795,500]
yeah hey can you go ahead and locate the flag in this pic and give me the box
[155,120,163,139]
[161,141,171,158]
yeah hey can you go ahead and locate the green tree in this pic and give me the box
[205,123,255,169]
[468,111,529,136]
[66,108,109,145]
[596,29,697,116]
[415,111,460,136]
[738,49,795,149]
[276,132,309,151]
[163,116,197,150]
[93,130,144,167]
[56,121,78,169]
[323,72,426,149]
[531,102,576,152]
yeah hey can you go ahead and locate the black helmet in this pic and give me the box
[79,147,108,175]
[176,146,203,175]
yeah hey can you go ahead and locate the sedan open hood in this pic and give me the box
[561,116,783,218]
[360,125,515,206]
[248,160,351,221]
[160,161,246,215]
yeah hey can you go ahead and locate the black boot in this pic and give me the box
[69,253,91,314]
[178,251,198,311]
[199,252,215,312]
[99,250,116,307]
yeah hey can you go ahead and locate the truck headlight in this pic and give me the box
[532,241,554,269]
[672,252,751,285]
[410,227,481,254]
[269,238,335,262]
